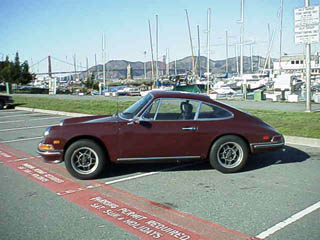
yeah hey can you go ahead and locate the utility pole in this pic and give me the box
[207,8,211,94]
[305,0,311,112]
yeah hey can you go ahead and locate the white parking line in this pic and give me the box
[104,162,199,185]
[0,136,43,143]
[0,116,62,124]
[0,113,50,119]
[256,201,320,239]
[0,110,22,113]
[0,156,41,164]
[0,125,53,132]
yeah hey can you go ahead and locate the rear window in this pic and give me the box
[198,103,233,119]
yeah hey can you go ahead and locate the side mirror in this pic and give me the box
[127,117,141,125]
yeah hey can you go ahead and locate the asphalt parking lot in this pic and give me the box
[0,109,319,240]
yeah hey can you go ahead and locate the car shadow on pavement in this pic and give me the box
[4,103,24,109]
[98,146,310,179]
[244,145,310,172]
[99,161,207,179]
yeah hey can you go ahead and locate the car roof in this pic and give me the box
[150,90,212,102]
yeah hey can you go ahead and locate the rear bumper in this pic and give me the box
[37,149,64,164]
[250,141,285,154]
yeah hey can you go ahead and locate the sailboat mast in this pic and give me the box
[279,0,284,73]
[185,9,196,76]
[197,25,201,77]
[175,58,177,75]
[166,48,170,76]
[226,30,229,74]
[102,33,106,90]
[240,0,244,76]
[148,19,155,86]
[250,44,253,72]
[155,15,159,80]
[207,8,211,94]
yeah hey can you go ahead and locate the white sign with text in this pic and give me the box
[295,6,320,44]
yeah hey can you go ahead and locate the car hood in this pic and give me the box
[61,115,118,125]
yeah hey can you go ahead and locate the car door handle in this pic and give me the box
[182,127,198,131]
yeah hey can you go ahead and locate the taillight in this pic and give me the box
[262,136,271,141]
[271,135,283,142]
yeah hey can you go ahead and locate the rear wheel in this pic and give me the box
[209,135,248,173]
[64,139,107,180]
[0,101,4,110]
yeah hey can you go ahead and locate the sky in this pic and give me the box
[1,0,320,73]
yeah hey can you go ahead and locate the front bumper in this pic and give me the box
[37,149,64,164]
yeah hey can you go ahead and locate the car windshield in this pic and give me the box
[120,94,152,119]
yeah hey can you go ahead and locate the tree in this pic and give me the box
[21,61,33,84]
[0,56,13,83]
[84,72,99,90]
[0,52,34,85]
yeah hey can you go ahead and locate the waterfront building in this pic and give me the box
[273,54,320,79]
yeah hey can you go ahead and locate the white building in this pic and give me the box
[273,54,320,79]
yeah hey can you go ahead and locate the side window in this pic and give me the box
[155,99,199,121]
[142,99,160,120]
[198,103,232,119]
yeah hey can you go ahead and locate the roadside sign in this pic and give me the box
[294,6,320,44]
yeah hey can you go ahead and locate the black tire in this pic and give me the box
[64,139,107,180]
[209,135,248,173]
[0,101,4,110]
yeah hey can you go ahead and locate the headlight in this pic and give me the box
[44,127,51,136]
[59,120,64,126]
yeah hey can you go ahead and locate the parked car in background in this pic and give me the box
[38,91,285,180]
[0,95,14,109]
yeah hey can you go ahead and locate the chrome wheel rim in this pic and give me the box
[71,147,99,175]
[217,142,243,169]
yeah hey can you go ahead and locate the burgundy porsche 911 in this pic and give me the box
[37,91,284,180]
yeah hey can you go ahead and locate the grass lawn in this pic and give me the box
[13,96,135,115]
[12,96,320,139]
[243,109,320,139]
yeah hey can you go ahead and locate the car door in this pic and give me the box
[117,98,205,161]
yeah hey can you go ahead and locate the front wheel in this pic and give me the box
[209,135,248,173]
[64,139,107,180]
